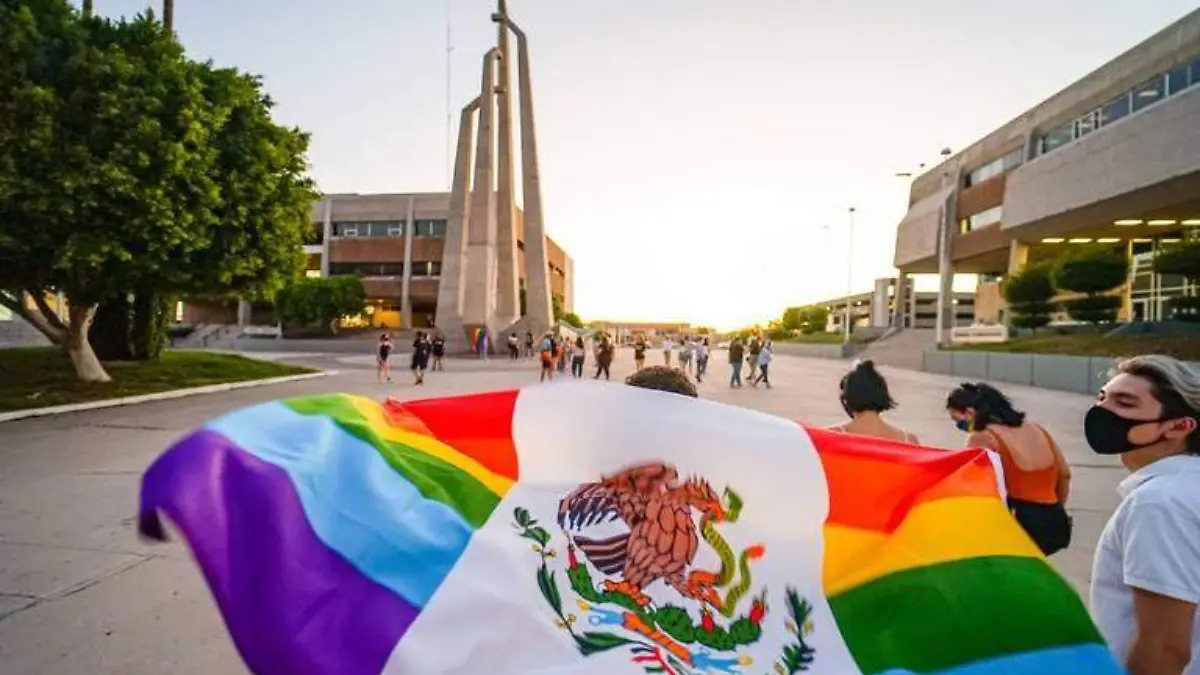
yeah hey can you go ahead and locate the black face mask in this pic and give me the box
[1084,405,1172,455]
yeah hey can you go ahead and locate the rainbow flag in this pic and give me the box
[139,386,1122,675]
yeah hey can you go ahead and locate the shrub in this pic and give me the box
[1002,263,1057,330]
[276,276,366,335]
[1052,247,1128,324]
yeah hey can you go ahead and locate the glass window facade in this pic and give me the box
[413,219,448,237]
[409,261,443,277]
[1037,55,1200,157]
[964,149,1024,187]
[329,262,404,276]
[332,222,405,238]
[960,206,1002,233]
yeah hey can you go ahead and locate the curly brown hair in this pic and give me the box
[625,366,698,398]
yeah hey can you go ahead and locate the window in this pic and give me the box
[335,222,359,237]
[429,261,442,277]
[964,148,1023,187]
[410,261,441,277]
[1039,122,1074,155]
[1192,58,1200,92]
[329,262,403,276]
[1132,75,1165,112]
[961,206,1002,233]
[312,223,325,244]
[1075,110,1099,138]
[1099,95,1130,126]
[1168,64,1191,96]
[414,219,447,237]
[332,222,403,237]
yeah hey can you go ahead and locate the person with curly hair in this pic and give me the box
[625,365,698,398]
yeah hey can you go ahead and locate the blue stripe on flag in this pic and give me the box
[208,401,474,608]
[879,643,1123,675]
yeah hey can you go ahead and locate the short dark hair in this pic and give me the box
[625,366,698,398]
[1118,355,1200,454]
[840,360,895,413]
[946,382,1025,429]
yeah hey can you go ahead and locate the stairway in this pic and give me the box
[854,329,936,372]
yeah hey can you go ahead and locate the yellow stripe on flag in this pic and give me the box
[346,395,516,497]
[823,496,1043,596]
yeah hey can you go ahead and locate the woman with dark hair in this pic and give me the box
[946,382,1072,555]
[829,360,918,444]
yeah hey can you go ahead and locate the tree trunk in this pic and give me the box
[0,291,67,345]
[130,293,171,360]
[91,294,134,361]
[65,305,111,382]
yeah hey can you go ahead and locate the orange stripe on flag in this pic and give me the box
[383,390,521,481]
[807,427,1001,533]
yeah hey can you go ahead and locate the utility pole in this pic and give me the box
[843,207,856,344]
[163,0,174,32]
[82,0,93,18]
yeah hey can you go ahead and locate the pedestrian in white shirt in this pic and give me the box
[662,337,674,366]
[1088,355,1200,675]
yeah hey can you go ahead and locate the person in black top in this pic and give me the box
[571,336,586,378]
[633,337,647,371]
[411,332,431,385]
[524,331,535,358]
[377,333,393,383]
[430,334,446,371]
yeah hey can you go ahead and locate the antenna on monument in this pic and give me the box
[445,0,454,188]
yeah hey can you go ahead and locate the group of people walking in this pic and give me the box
[376,331,445,386]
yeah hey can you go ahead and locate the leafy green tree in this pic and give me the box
[1052,246,1129,325]
[276,276,366,336]
[781,307,804,332]
[802,306,830,334]
[0,2,314,378]
[551,293,565,323]
[559,312,583,329]
[1153,241,1200,322]
[1002,263,1057,330]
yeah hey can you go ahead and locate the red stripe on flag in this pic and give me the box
[384,390,521,481]
[806,427,1000,533]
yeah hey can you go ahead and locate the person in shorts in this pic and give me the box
[633,337,647,371]
[430,334,446,371]
[411,332,431,385]
[377,333,393,383]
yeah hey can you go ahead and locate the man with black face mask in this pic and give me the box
[1089,355,1200,675]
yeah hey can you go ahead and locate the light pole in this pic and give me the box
[844,206,856,344]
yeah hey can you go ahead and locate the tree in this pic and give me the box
[0,2,314,378]
[802,306,830,334]
[1153,241,1200,322]
[1052,246,1129,325]
[275,276,366,336]
[1002,263,1057,330]
[781,307,804,332]
[560,312,583,329]
[552,293,565,323]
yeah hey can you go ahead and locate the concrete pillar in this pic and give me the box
[1007,240,1030,274]
[497,14,553,335]
[891,274,908,328]
[1120,239,1134,322]
[434,97,481,352]
[462,49,501,331]
[492,4,521,329]
[400,195,415,330]
[934,178,958,345]
[237,299,251,326]
[321,199,333,277]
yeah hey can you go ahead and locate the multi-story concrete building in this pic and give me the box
[893,9,1200,337]
[300,192,573,331]
[184,1,574,351]
[813,278,975,333]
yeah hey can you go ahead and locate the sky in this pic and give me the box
[88,0,1199,330]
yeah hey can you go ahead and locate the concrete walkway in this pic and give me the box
[0,350,1122,674]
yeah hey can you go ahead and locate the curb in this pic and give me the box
[0,371,336,424]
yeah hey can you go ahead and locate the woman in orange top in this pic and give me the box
[946,382,1073,555]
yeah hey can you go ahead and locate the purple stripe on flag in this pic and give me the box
[140,429,418,675]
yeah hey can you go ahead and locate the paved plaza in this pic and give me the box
[0,350,1124,674]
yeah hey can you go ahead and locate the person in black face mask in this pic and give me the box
[946,382,1072,556]
[1088,355,1200,675]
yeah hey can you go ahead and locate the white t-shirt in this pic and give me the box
[663,339,673,352]
[1091,454,1200,674]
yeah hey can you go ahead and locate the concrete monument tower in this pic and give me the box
[492,0,521,330]
[460,48,501,348]
[433,96,481,352]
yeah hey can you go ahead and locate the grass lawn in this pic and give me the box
[948,334,1200,361]
[0,348,316,412]
[780,332,846,344]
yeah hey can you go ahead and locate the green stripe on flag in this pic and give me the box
[286,395,500,529]
[827,555,1102,674]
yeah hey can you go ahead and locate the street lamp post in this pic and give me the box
[844,206,856,344]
